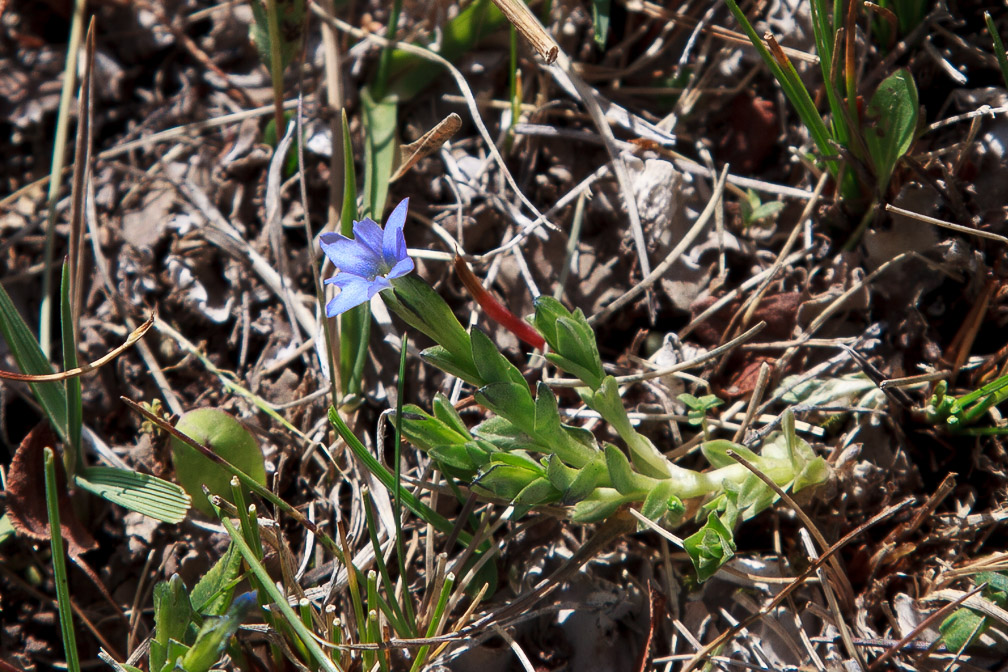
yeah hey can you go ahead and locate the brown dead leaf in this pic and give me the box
[6,423,98,557]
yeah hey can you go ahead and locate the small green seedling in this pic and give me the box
[678,393,724,440]
[924,376,1008,435]
[739,189,785,226]
[170,408,267,516]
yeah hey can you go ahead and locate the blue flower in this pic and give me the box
[319,198,415,317]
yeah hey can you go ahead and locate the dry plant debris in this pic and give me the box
[3,1,1008,671]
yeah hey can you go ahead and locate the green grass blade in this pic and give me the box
[338,111,369,398]
[393,334,417,628]
[40,0,86,358]
[361,491,412,636]
[44,447,81,672]
[60,261,82,475]
[723,0,836,172]
[328,406,470,544]
[0,280,68,441]
[409,572,455,672]
[218,515,341,672]
[986,12,1008,91]
[74,467,190,523]
[361,87,397,220]
[373,0,404,98]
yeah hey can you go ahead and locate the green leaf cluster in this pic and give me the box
[390,289,833,580]
[133,547,249,672]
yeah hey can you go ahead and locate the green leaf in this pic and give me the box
[152,574,193,672]
[684,512,737,582]
[474,459,543,501]
[419,346,482,387]
[180,592,257,672]
[432,393,471,437]
[571,488,635,523]
[603,444,656,496]
[863,69,918,190]
[471,329,527,389]
[701,439,759,469]
[0,279,68,441]
[386,275,476,375]
[338,111,370,399]
[511,477,561,518]
[533,382,566,439]
[639,479,684,525]
[361,87,397,221]
[533,297,604,389]
[940,607,988,652]
[545,454,577,492]
[59,261,81,474]
[169,408,267,517]
[74,467,190,524]
[475,382,537,435]
[190,543,242,617]
[562,459,607,504]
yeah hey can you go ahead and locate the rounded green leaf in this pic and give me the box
[170,408,266,517]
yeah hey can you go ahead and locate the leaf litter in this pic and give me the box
[3,1,1008,670]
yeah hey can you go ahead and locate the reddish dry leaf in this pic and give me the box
[6,423,98,557]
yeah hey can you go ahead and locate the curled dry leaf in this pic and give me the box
[6,423,98,557]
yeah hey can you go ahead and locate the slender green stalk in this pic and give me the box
[987,12,1008,90]
[392,335,417,628]
[218,515,341,672]
[41,0,87,358]
[409,572,455,672]
[264,0,287,139]
[44,447,81,672]
[362,490,412,636]
[374,0,405,99]
[60,262,82,477]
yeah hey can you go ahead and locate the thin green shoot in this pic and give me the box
[217,514,340,672]
[329,406,472,544]
[44,447,81,672]
[409,572,455,672]
[60,261,82,476]
[362,488,413,637]
[986,12,1008,92]
[40,0,87,358]
[924,374,1008,434]
[364,573,380,671]
[724,0,835,173]
[374,0,404,99]
[263,0,287,138]
[393,334,417,628]
[338,111,369,398]
[338,522,368,662]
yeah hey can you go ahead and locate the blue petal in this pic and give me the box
[366,276,392,297]
[324,271,360,288]
[388,256,414,279]
[320,232,382,278]
[353,217,385,257]
[382,198,410,262]
[325,278,372,317]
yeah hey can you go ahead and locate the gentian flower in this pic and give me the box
[319,198,414,317]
